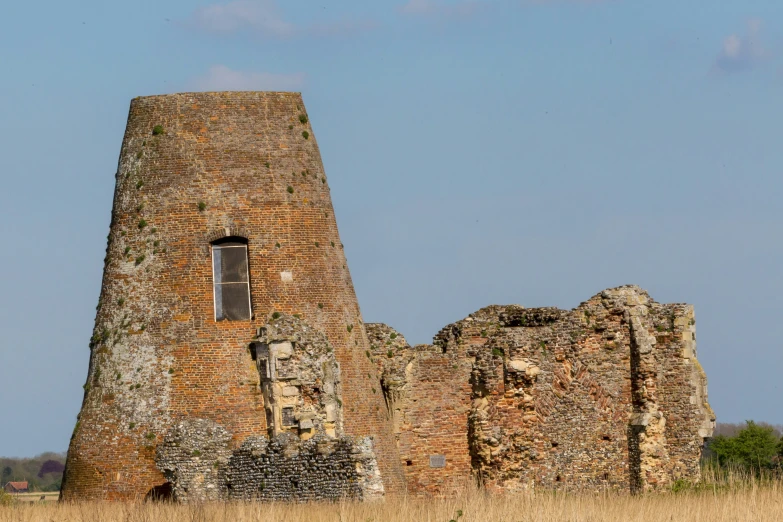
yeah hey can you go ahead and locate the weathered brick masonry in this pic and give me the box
[61,92,404,500]
[63,91,713,501]
[368,286,714,495]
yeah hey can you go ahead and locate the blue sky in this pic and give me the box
[1,0,781,457]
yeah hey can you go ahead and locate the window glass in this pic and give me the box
[212,238,251,321]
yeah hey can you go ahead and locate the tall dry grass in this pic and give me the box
[2,472,782,522]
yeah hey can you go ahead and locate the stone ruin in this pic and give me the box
[367,285,714,495]
[61,92,714,502]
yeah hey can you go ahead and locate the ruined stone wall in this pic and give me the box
[62,92,404,500]
[371,286,714,495]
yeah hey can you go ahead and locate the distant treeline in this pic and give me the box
[705,422,783,473]
[713,422,783,438]
[1,452,65,492]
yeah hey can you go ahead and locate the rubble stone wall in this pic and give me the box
[156,419,384,502]
[370,286,714,495]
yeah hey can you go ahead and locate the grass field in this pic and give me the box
[1,482,782,522]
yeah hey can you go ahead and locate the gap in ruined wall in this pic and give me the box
[627,425,643,493]
[628,325,644,494]
[380,379,393,417]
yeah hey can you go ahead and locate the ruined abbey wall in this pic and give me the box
[368,286,714,495]
[62,92,404,501]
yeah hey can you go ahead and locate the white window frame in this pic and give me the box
[211,241,253,322]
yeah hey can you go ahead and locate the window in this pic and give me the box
[211,237,251,321]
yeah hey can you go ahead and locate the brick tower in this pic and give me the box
[61,92,405,501]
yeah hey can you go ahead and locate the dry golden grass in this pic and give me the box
[2,471,782,522]
[1,481,782,522]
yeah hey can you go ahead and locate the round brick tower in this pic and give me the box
[61,92,405,500]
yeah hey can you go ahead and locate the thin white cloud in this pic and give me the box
[192,65,305,91]
[399,0,482,17]
[189,0,294,37]
[714,19,766,73]
[187,1,376,38]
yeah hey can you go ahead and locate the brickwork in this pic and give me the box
[371,286,714,495]
[367,325,473,495]
[61,92,404,501]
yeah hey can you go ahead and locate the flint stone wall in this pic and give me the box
[157,418,383,502]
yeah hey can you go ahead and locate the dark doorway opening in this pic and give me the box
[145,482,174,502]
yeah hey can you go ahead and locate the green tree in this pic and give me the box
[709,421,781,471]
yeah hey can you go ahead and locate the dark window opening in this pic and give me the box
[555,475,562,482]
[212,237,251,321]
[603,472,610,480]
[282,407,296,427]
[602,435,611,441]
[551,442,559,448]
[406,460,413,466]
